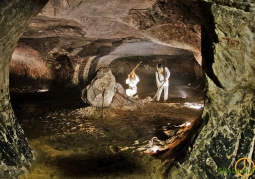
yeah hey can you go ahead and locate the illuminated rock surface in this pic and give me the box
[82,67,116,107]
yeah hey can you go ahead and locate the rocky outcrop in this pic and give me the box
[110,83,138,111]
[125,0,202,64]
[15,0,202,85]
[166,1,255,178]
[0,0,48,178]
[81,67,116,107]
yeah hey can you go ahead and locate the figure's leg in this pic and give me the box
[130,88,137,97]
[164,86,169,101]
[133,88,137,96]
[126,89,132,97]
[156,87,163,101]
[126,88,137,97]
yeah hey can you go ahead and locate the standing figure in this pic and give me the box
[126,70,139,97]
[155,63,170,102]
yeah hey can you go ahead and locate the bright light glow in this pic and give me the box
[152,145,159,153]
[185,122,191,126]
[184,102,203,109]
[37,89,49,92]
[178,89,187,98]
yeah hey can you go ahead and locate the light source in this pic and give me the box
[37,89,49,92]
[184,102,203,109]
[151,145,159,153]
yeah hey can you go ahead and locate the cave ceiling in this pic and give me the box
[12,0,201,82]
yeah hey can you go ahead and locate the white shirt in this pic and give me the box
[155,67,170,87]
[126,75,139,89]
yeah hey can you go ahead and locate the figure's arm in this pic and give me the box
[155,72,161,87]
[165,67,170,79]
[135,75,139,83]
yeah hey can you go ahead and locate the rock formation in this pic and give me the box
[0,0,48,178]
[167,1,255,178]
[81,67,116,107]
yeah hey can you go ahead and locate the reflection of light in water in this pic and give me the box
[152,145,159,153]
[37,89,49,92]
[185,122,191,126]
[178,89,187,98]
[176,122,192,127]
[184,102,203,109]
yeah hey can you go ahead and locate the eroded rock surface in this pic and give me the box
[0,0,48,178]
[9,0,202,91]
[82,67,116,107]
[110,83,138,111]
[167,1,255,178]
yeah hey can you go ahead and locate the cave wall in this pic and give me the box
[10,0,202,91]
[1,1,203,177]
[1,0,255,178]
[167,1,255,178]
[0,0,48,178]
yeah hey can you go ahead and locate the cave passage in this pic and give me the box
[5,0,206,178]
[110,54,205,100]
[3,0,255,178]
[11,52,205,179]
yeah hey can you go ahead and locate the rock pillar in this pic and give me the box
[0,1,48,178]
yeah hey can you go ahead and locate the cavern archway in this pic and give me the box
[10,30,205,179]
[6,1,204,179]
[1,0,255,179]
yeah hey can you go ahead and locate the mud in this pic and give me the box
[11,86,204,179]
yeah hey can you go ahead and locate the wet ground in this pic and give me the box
[11,85,204,179]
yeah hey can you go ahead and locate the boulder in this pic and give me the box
[110,83,137,110]
[81,67,116,107]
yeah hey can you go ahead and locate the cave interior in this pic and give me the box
[5,0,208,178]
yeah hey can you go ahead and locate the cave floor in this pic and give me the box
[11,86,204,179]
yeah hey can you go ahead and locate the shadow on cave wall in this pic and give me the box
[9,53,76,92]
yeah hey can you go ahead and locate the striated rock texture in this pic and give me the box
[11,43,50,79]
[0,0,48,178]
[167,1,255,179]
[10,0,202,90]
[125,0,202,63]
